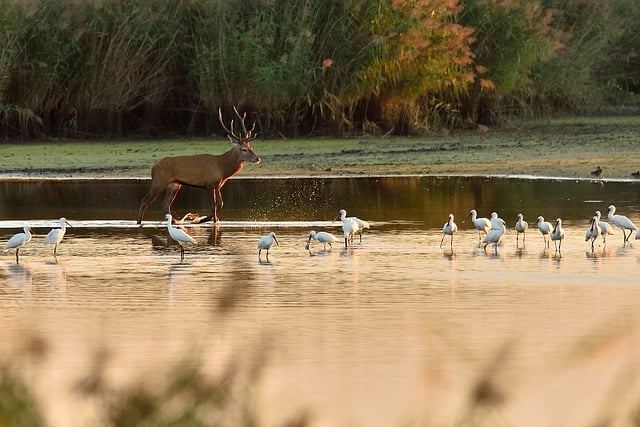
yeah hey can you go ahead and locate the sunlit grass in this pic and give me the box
[1,117,640,179]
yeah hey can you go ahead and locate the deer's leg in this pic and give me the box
[160,183,182,220]
[198,185,224,224]
[203,186,224,223]
[137,189,162,224]
[213,187,224,222]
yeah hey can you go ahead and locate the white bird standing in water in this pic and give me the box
[440,213,457,249]
[491,212,508,230]
[3,225,32,263]
[336,209,369,243]
[585,215,601,250]
[606,205,638,244]
[515,213,528,245]
[305,230,338,251]
[335,209,360,248]
[594,210,613,244]
[258,231,279,261]
[535,216,553,248]
[463,209,491,243]
[482,212,507,253]
[165,213,197,260]
[44,217,72,257]
[551,218,565,252]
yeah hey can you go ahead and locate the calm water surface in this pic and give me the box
[1,176,640,427]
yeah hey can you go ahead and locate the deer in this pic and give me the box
[136,107,261,225]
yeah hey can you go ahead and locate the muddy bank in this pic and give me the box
[1,117,639,179]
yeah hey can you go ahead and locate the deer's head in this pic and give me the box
[219,107,261,164]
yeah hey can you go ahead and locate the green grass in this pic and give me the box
[1,116,640,179]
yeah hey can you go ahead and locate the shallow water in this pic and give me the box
[1,176,640,426]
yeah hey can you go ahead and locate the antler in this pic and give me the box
[218,106,257,143]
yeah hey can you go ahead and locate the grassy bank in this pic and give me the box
[1,116,639,179]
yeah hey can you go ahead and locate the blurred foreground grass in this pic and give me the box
[1,321,640,427]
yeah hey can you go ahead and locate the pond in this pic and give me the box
[1,176,640,427]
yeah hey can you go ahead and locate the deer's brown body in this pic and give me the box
[136,108,260,224]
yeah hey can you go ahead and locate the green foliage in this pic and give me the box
[598,0,640,97]
[68,0,181,135]
[355,0,476,133]
[457,0,562,123]
[528,0,620,113]
[0,366,45,427]
[0,0,637,138]
[0,2,26,102]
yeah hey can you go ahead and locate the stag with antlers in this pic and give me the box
[136,107,260,224]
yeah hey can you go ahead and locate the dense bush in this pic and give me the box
[0,0,638,138]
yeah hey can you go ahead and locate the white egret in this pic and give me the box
[551,218,565,252]
[440,213,457,250]
[305,230,338,251]
[594,211,613,244]
[335,209,360,248]
[482,213,506,253]
[514,213,528,245]
[605,205,638,243]
[258,231,279,261]
[489,212,509,234]
[585,215,600,250]
[462,209,491,242]
[3,225,32,263]
[336,209,369,242]
[44,217,72,257]
[534,216,553,248]
[165,213,197,260]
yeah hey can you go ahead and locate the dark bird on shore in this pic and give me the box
[590,166,603,178]
[632,171,640,179]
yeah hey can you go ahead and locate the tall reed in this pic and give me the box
[67,0,182,136]
[0,0,637,138]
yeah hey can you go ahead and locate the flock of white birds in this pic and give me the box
[2,217,72,263]
[3,204,637,263]
[442,204,638,253]
[1,209,371,263]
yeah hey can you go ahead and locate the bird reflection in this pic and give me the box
[43,259,67,293]
[307,248,332,257]
[6,262,33,297]
[442,248,456,259]
[540,247,551,259]
[340,247,355,257]
[167,262,192,301]
[484,246,505,260]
